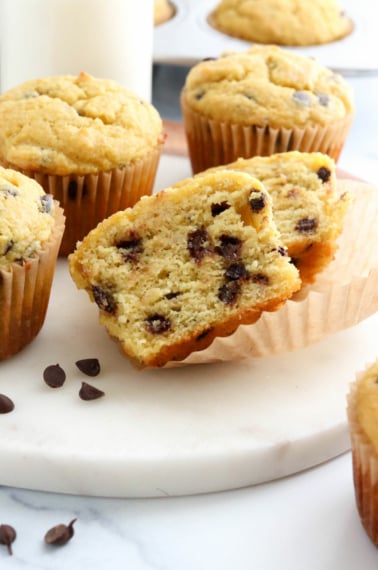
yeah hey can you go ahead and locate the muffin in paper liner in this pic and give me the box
[181,92,353,174]
[347,361,378,548]
[165,180,378,367]
[0,204,65,361]
[0,145,162,257]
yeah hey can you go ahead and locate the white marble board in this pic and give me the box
[0,154,377,499]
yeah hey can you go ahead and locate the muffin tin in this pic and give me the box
[153,0,378,74]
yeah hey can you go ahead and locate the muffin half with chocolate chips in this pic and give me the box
[0,166,64,360]
[0,72,164,255]
[69,169,300,368]
[181,45,354,173]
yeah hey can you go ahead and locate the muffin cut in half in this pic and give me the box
[69,170,301,367]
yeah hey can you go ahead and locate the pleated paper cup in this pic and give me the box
[0,144,162,256]
[347,364,378,548]
[181,92,353,174]
[0,204,65,361]
[165,180,378,366]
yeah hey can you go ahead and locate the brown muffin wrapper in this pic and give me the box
[0,145,162,256]
[181,93,353,174]
[0,204,65,361]
[165,180,378,367]
[347,374,378,547]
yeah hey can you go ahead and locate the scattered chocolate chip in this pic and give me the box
[211,201,230,217]
[292,91,311,106]
[79,382,105,401]
[145,314,171,334]
[249,191,266,212]
[317,93,330,106]
[165,291,180,300]
[75,358,101,377]
[92,286,116,314]
[273,246,288,256]
[0,524,16,555]
[2,240,14,255]
[295,217,318,233]
[225,262,249,281]
[215,235,242,261]
[317,167,331,183]
[0,185,18,197]
[251,273,270,285]
[218,280,241,305]
[196,328,213,341]
[243,93,256,102]
[116,233,143,262]
[0,394,15,414]
[194,91,205,101]
[40,194,53,213]
[43,364,66,388]
[187,227,211,263]
[44,519,76,546]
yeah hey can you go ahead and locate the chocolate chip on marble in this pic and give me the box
[92,286,116,314]
[215,235,242,261]
[249,191,266,212]
[295,217,318,233]
[145,314,171,334]
[317,167,331,183]
[79,382,105,401]
[218,280,241,305]
[225,262,249,281]
[187,227,211,263]
[44,519,76,546]
[211,201,230,217]
[292,91,311,106]
[0,524,16,555]
[40,194,53,213]
[116,233,143,262]
[75,358,101,377]
[0,394,15,414]
[43,364,66,388]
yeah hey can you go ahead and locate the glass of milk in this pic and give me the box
[0,0,154,101]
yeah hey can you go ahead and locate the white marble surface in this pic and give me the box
[1,71,378,569]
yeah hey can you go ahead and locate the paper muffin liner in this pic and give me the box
[0,204,65,361]
[165,180,378,367]
[181,92,353,174]
[347,370,378,547]
[0,145,162,256]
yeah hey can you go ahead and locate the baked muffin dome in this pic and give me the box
[209,0,353,46]
[0,72,163,176]
[154,0,175,25]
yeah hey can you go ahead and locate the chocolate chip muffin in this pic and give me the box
[69,169,301,367]
[205,151,351,285]
[208,0,353,46]
[347,359,378,548]
[0,72,164,255]
[0,166,64,360]
[181,45,354,173]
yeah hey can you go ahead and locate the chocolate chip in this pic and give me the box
[44,519,76,546]
[292,91,311,106]
[116,233,143,262]
[218,280,241,305]
[187,227,211,263]
[317,93,330,106]
[317,167,331,183]
[2,240,14,255]
[92,286,116,314]
[225,262,249,281]
[195,91,205,101]
[211,201,230,217]
[215,235,242,261]
[40,194,53,213]
[43,364,66,388]
[249,191,266,212]
[0,524,16,555]
[295,217,318,233]
[75,358,101,377]
[273,246,288,256]
[165,291,180,300]
[0,394,14,414]
[251,273,270,285]
[0,185,18,197]
[243,93,256,102]
[145,314,171,334]
[79,382,105,401]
